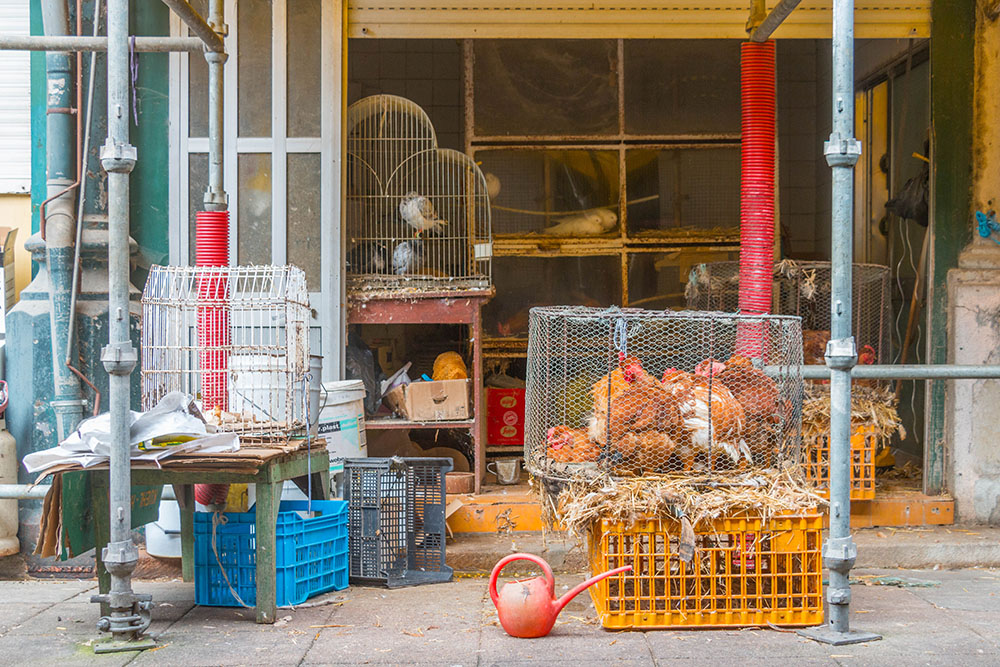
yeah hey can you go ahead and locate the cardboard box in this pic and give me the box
[385,379,470,421]
[486,388,525,446]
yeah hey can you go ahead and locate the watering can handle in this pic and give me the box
[488,553,556,606]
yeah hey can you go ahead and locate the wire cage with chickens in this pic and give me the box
[345,94,492,294]
[524,306,805,481]
[684,260,891,366]
[141,265,311,442]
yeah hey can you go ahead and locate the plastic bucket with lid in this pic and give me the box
[317,379,367,472]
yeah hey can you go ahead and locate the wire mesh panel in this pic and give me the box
[525,306,803,480]
[346,94,492,293]
[685,261,891,365]
[141,265,311,441]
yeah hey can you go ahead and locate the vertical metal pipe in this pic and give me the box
[41,0,85,441]
[799,0,879,646]
[92,0,152,646]
[204,0,227,211]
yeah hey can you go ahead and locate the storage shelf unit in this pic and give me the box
[347,289,494,493]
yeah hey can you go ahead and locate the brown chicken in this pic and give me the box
[665,366,748,471]
[545,425,600,463]
[803,329,830,366]
[588,356,682,472]
[712,355,783,467]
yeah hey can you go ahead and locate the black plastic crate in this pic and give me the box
[344,457,454,588]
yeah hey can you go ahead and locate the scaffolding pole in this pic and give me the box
[0,35,203,52]
[799,0,881,645]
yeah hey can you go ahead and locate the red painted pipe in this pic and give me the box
[195,210,230,504]
[737,41,776,358]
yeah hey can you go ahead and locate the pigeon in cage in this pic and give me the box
[392,239,424,275]
[400,192,448,237]
[347,241,390,274]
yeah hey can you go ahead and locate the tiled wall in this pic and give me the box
[347,39,465,151]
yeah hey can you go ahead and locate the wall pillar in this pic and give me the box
[945,1,1000,523]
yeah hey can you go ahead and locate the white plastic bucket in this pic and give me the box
[317,380,367,468]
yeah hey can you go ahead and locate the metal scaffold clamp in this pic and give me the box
[101,341,137,376]
[824,336,857,370]
[824,132,862,168]
[99,138,137,174]
[89,539,155,652]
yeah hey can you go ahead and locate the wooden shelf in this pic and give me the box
[366,418,476,430]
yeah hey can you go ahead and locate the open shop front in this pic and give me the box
[331,10,946,527]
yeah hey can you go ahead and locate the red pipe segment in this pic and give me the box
[195,209,231,504]
[737,41,776,358]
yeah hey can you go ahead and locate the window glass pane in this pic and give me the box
[287,153,321,289]
[628,249,738,311]
[624,40,740,135]
[187,153,208,264]
[238,153,272,265]
[625,147,740,238]
[475,149,620,236]
[187,0,208,137]
[473,40,618,137]
[483,256,621,339]
[238,0,272,137]
[287,0,321,137]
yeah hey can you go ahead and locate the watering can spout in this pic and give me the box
[554,565,632,613]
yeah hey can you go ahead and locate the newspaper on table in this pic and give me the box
[22,391,239,475]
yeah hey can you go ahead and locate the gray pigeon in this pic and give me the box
[392,239,423,275]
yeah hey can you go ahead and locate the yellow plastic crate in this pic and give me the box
[587,511,824,630]
[802,425,877,501]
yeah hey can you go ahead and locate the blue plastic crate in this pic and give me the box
[194,499,349,607]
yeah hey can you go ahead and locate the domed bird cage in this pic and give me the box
[685,260,891,365]
[346,94,492,294]
[524,306,803,481]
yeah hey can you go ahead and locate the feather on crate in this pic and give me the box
[141,265,311,443]
[346,94,492,295]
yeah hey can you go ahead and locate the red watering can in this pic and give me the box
[488,553,631,638]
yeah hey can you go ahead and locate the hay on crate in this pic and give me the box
[802,384,905,444]
[535,469,825,539]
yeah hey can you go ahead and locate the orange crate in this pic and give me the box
[802,425,877,501]
[587,511,824,630]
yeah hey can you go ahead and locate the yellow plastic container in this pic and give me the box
[587,511,824,630]
[802,425,877,501]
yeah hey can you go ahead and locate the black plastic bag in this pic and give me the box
[345,332,385,416]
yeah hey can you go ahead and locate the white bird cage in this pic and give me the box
[141,265,311,442]
[346,94,492,294]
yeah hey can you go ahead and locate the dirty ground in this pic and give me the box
[0,568,998,665]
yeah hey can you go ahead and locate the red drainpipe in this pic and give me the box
[195,209,231,507]
[737,40,776,358]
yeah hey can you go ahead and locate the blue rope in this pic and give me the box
[976,211,1000,245]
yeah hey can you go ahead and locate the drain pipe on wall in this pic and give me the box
[798,0,881,646]
[40,0,86,442]
[88,0,154,651]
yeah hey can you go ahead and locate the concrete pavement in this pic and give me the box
[1,567,998,665]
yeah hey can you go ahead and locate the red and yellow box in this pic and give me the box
[486,388,525,446]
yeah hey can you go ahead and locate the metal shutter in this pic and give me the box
[0,3,31,194]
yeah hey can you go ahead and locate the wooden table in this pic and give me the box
[88,447,330,624]
[348,289,494,492]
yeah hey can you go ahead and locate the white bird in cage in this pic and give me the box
[392,239,423,275]
[484,172,501,201]
[540,207,618,236]
[400,192,448,237]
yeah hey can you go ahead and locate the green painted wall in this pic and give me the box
[130,2,171,287]
[926,0,976,494]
